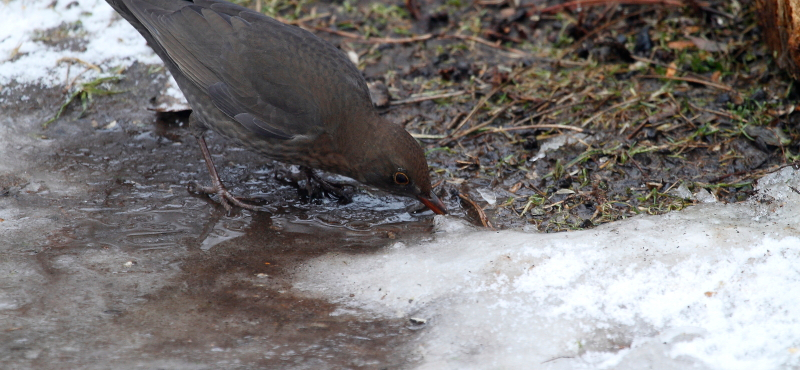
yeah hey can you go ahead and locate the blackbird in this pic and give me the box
[105,0,447,214]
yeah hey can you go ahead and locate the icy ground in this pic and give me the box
[2,0,800,369]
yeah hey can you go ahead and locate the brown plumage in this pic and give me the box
[105,0,446,214]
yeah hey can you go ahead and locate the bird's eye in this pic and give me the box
[394,172,409,185]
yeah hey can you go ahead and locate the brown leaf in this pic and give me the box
[667,40,695,50]
[683,25,701,34]
[666,62,678,77]
[687,36,728,52]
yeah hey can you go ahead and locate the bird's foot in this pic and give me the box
[187,181,261,213]
[276,167,353,204]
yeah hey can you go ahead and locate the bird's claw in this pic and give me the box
[276,167,353,204]
[187,181,260,213]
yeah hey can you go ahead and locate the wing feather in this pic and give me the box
[123,0,342,140]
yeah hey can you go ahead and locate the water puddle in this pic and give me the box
[1,97,436,368]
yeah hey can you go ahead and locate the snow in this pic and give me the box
[0,0,163,86]
[2,0,800,368]
[295,167,800,369]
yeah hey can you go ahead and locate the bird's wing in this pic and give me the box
[122,0,362,140]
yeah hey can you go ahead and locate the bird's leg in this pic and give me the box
[188,135,260,212]
[275,167,353,204]
[302,167,353,204]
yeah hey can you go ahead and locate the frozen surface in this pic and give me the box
[295,167,800,370]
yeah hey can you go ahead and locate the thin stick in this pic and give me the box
[56,57,101,72]
[390,90,467,105]
[440,86,504,144]
[458,193,495,229]
[310,26,360,39]
[309,26,433,44]
[447,112,467,129]
[450,104,511,140]
[581,97,639,127]
[687,102,747,123]
[626,119,648,140]
[638,74,735,92]
[507,101,584,127]
[529,0,683,13]
[492,124,585,133]
[411,133,447,139]
[360,34,433,44]
[445,34,529,57]
[443,65,535,144]
[278,12,331,25]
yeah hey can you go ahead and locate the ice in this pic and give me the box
[295,167,800,370]
[476,187,497,205]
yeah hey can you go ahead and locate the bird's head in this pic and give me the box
[354,121,447,215]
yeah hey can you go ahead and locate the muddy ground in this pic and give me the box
[1,0,798,368]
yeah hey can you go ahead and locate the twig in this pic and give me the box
[440,91,501,144]
[410,133,447,139]
[507,101,585,127]
[450,104,511,140]
[310,26,363,39]
[529,0,684,13]
[63,67,94,93]
[309,26,433,44]
[360,34,434,44]
[626,105,677,140]
[638,74,735,92]
[626,119,648,140]
[492,124,585,133]
[581,97,640,127]
[390,90,467,105]
[710,162,800,183]
[445,34,529,57]
[278,12,331,25]
[447,112,467,129]
[56,57,101,72]
[667,93,697,129]
[458,193,495,229]
[442,65,535,144]
[686,102,747,123]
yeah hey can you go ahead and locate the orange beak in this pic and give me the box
[418,192,447,215]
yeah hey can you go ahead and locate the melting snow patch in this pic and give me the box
[1,0,164,86]
[295,167,800,370]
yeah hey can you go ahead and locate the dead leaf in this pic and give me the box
[683,25,701,34]
[666,62,677,77]
[687,36,728,52]
[667,40,695,50]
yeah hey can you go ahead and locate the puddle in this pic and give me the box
[0,72,437,369]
